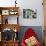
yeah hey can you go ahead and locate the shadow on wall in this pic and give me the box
[18,26,44,44]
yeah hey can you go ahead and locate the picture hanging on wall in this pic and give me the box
[23,9,37,19]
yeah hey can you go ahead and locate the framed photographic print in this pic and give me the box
[23,9,37,19]
[2,10,9,15]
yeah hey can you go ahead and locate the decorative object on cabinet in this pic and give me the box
[9,9,18,15]
[23,9,37,19]
[2,10,9,15]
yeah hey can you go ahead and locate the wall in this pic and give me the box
[18,0,44,26]
[0,0,44,26]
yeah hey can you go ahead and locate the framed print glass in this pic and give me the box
[2,10,9,15]
[23,9,37,19]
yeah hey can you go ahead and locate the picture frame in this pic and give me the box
[23,9,37,19]
[2,10,9,15]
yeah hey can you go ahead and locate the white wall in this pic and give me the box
[0,0,15,7]
[18,0,44,26]
[0,0,44,26]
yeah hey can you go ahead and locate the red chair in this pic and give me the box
[21,28,41,46]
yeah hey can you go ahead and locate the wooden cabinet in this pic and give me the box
[0,7,19,46]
